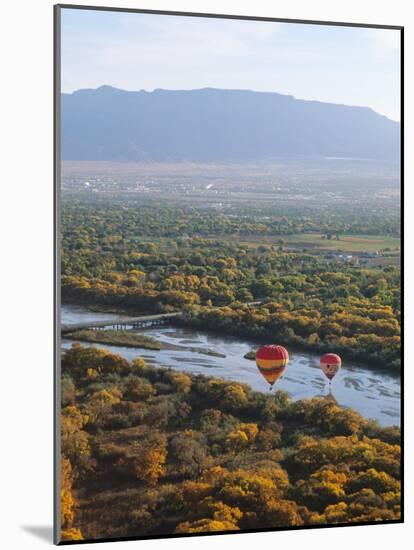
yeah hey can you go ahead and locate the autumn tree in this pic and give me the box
[60,455,83,541]
[133,433,168,486]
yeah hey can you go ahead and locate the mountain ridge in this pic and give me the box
[61,86,400,163]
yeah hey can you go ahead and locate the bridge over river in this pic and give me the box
[60,301,263,334]
[61,312,182,333]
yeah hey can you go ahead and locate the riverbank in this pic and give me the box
[63,326,227,359]
[179,311,401,375]
[64,329,162,350]
[61,300,400,375]
[61,304,400,426]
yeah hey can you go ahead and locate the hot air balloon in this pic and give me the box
[255,345,289,389]
[320,353,341,382]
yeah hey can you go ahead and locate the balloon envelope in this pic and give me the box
[320,353,341,381]
[256,345,289,386]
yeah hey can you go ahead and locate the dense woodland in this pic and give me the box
[61,199,400,370]
[60,192,401,541]
[61,345,401,541]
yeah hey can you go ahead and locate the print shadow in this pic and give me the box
[21,525,53,543]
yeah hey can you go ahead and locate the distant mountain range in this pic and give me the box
[61,86,400,163]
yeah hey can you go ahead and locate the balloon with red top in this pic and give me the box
[320,353,342,381]
[255,345,289,388]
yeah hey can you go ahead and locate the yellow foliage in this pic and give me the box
[220,469,276,507]
[178,481,213,504]
[223,383,248,407]
[263,498,304,527]
[238,423,259,442]
[87,368,98,378]
[199,497,243,524]
[61,408,91,468]
[226,429,249,451]
[88,387,122,406]
[226,423,258,452]
[61,528,84,541]
[132,358,147,372]
[323,502,349,523]
[134,435,168,486]
[311,469,348,486]
[60,456,74,529]
[170,372,192,394]
[58,345,401,537]
[62,406,88,430]
[175,518,239,533]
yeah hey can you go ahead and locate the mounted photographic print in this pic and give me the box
[54,4,403,544]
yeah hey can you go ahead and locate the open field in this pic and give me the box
[225,233,400,253]
[99,233,400,258]
[283,233,400,252]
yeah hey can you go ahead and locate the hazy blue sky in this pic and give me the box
[61,8,401,121]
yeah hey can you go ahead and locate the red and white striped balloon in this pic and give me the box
[320,353,341,381]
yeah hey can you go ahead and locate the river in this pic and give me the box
[61,304,400,427]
